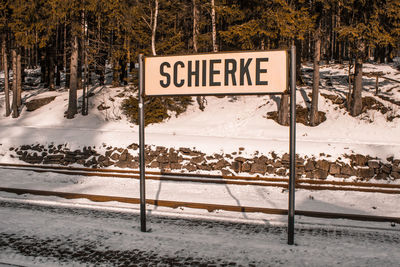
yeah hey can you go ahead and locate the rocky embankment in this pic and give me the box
[7,144,400,181]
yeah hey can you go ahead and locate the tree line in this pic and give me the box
[1,0,399,125]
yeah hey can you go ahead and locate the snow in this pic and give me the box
[0,63,400,265]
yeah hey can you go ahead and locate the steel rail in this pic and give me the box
[0,187,399,224]
[1,163,400,194]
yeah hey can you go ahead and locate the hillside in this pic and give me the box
[0,62,399,182]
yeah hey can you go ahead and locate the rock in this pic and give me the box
[105,150,113,157]
[98,155,107,162]
[305,171,313,178]
[316,160,330,172]
[170,163,182,170]
[110,153,120,161]
[256,155,269,165]
[119,150,128,161]
[127,143,139,150]
[304,161,315,172]
[391,172,400,179]
[21,145,31,150]
[184,164,197,172]
[241,162,251,172]
[266,165,275,174]
[198,164,212,171]
[392,165,400,173]
[272,161,283,168]
[376,172,389,180]
[381,164,392,174]
[250,163,267,174]
[127,161,139,169]
[341,164,355,176]
[115,160,129,168]
[275,168,287,176]
[24,153,43,164]
[351,154,368,166]
[169,152,179,163]
[313,169,328,179]
[282,153,290,163]
[231,161,241,172]
[234,157,247,163]
[25,96,56,111]
[179,147,192,155]
[357,167,375,179]
[160,163,170,170]
[367,160,380,169]
[296,166,305,175]
[221,168,234,176]
[190,156,205,164]
[102,158,113,167]
[213,159,229,170]
[157,155,169,164]
[329,163,341,175]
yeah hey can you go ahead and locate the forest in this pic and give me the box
[0,0,399,125]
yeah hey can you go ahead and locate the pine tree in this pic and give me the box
[337,0,393,116]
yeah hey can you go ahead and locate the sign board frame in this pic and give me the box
[138,47,296,245]
[143,50,290,96]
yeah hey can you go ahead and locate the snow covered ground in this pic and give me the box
[0,62,399,265]
[1,196,400,266]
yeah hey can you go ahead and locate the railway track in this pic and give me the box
[1,162,400,194]
[1,162,399,224]
[0,187,399,224]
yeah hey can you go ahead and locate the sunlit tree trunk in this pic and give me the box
[11,49,18,118]
[2,34,11,117]
[151,0,159,56]
[211,0,217,52]
[310,28,321,126]
[67,34,78,119]
[193,0,199,53]
[16,50,22,107]
[351,56,363,116]
[278,94,289,126]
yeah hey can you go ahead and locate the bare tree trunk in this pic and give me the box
[16,50,22,107]
[346,60,352,110]
[310,29,321,126]
[67,34,78,119]
[193,0,205,111]
[11,49,18,118]
[350,56,363,116]
[77,40,82,90]
[2,35,11,116]
[278,94,289,126]
[64,23,67,72]
[2,34,11,117]
[211,0,217,52]
[193,0,199,53]
[151,0,159,56]
[49,46,55,90]
[295,39,302,84]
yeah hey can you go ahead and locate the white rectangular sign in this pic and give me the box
[144,50,288,96]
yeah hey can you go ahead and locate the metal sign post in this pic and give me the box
[288,45,296,245]
[138,54,146,232]
[137,49,296,244]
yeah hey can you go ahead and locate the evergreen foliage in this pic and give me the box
[122,95,193,126]
[1,0,399,121]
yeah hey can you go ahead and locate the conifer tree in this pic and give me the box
[337,0,393,116]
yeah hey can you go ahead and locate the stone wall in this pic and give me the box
[8,144,400,181]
